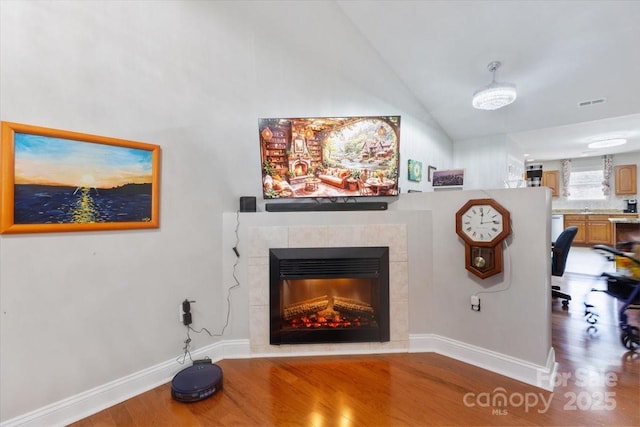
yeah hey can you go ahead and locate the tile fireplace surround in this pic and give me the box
[223,201,554,392]
[247,222,409,356]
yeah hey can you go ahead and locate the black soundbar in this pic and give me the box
[265,201,388,212]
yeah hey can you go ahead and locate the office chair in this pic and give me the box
[551,226,579,307]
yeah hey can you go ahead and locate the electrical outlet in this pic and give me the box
[470,295,481,312]
[183,312,192,325]
[181,299,194,325]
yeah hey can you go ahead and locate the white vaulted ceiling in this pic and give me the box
[337,0,640,160]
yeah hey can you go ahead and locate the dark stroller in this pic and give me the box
[584,244,640,350]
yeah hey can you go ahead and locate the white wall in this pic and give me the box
[393,188,552,364]
[453,134,509,189]
[0,1,454,423]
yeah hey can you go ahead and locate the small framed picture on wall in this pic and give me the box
[408,159,422,182]
[432,169,464,188]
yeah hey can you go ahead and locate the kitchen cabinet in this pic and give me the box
[615,164,637,195]
[563,214,638,246]
[542,170,559,197]
[586,216,611,245]
[564,215,587,244]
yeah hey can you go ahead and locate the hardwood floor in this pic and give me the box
[71,262,639,426]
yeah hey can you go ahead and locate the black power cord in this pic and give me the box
[176,210,241,364]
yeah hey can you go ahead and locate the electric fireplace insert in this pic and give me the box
[269,246,390,345]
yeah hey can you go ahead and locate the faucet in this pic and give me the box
[584,206,590,213]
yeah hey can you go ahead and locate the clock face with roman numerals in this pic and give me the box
[455,198,511,247]
[460,204,504,243]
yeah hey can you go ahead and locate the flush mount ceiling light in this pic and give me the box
[472,61,517,110]
[588,138,627,149]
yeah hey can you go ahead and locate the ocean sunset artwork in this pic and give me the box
[1,122,160,234]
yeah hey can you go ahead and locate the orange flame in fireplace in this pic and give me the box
[289,314,364,329]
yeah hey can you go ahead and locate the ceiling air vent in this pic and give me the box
[578,97,607,107]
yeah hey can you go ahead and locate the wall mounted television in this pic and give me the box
[259,116,400,199]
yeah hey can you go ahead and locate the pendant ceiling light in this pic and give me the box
[472,61,517,110]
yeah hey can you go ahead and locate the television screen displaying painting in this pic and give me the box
[258,116,400,199]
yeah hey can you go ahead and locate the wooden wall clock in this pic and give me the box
[455,198,511,279]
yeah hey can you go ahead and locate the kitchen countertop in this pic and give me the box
[552,209,637,215]
[609,218,640,224]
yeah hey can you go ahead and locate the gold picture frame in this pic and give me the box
[0,122,161,234]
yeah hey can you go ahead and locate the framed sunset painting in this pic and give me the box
[0,122,160,234]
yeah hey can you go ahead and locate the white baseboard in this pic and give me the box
[2,336,555,426]
[0,339,251,427]
[408,333,557,391]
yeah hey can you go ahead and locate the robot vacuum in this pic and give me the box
[171,360,223,402]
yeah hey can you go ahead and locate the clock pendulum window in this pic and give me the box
[455,198,512,279]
